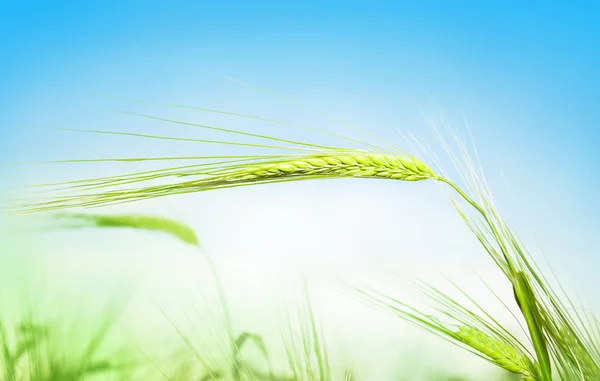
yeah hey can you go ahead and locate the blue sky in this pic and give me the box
[2,1,598,238]
[0,1,599,374]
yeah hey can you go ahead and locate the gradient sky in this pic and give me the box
[2,0,598,261]
[1,1,599,376]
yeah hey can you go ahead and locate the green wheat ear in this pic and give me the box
[454,326,540,381]
[52,212,200,246]
[6,151,438,213]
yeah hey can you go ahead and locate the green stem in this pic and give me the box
[195,246,240,380]
[436,177,553,381]
[436,177,515,275]
[514,272,553,381]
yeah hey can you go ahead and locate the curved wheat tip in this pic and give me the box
[454,326,540,381]
[9,152,439,213]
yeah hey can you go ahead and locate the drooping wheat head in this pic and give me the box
[6,152,437,213]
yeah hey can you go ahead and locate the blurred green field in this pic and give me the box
[0,216,519,381]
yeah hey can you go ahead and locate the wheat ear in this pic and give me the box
[454,326,540,381]
[218,153,436,182]
[11,152,438,212]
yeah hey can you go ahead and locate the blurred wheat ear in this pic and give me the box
[52,212,200,245]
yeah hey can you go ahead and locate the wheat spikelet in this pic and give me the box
[455,326,539,380]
